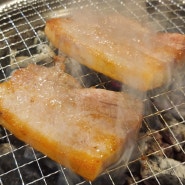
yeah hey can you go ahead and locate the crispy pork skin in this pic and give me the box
[45,11,185,91]
[0,63,143,181]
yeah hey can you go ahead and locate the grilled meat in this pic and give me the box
[0,61,143,180]
[45,10,185,91]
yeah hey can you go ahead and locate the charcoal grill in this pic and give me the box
[0,0,185,185]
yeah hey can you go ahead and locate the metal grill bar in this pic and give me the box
[0,0,184,185]
[3,128,24,184]
[147,0,183,33]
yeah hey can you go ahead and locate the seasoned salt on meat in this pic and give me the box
[0,61,143,180]
[45,9,185,91]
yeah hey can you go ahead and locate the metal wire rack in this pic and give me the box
[0,0,185,185]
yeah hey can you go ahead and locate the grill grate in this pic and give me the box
[0,0,185,185]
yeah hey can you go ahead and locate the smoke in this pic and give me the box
[59,3,179,90]
[51,0,185,183]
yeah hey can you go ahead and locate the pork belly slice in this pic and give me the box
[0,63,143,181]
[45,11,185,91]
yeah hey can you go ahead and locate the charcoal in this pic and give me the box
[140,155,185,185]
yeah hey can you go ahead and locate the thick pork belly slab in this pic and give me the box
[0,63,143,180]
[45,11,185,91]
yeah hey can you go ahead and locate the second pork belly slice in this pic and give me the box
[0,63,143,181]
[45,10,185,91]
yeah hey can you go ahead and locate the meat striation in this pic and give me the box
[45,10,185,91]
[0,62,143,180]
